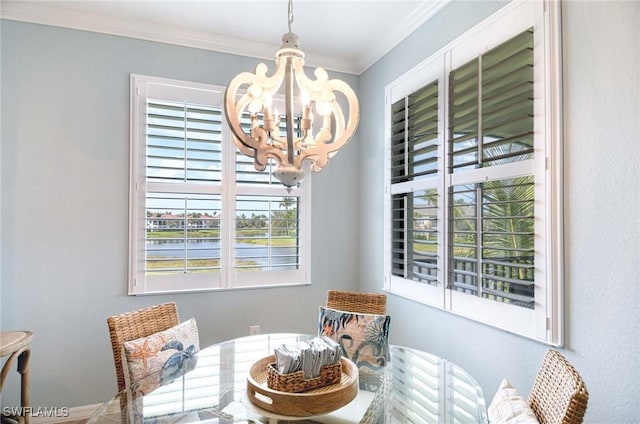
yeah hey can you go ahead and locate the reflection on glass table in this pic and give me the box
[88,333,487,423]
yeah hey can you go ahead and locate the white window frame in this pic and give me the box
[383,0,563,345]
[129,75,311,295]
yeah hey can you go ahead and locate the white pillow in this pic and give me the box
[488,379,539,424]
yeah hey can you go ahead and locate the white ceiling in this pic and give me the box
[0,0,449,74]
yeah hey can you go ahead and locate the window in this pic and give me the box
[129,75,310,294]
[384,0,563,344]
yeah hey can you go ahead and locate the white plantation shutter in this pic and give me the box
[390,81,440,184]
[390,80,441,288]
[385,0,563,344]
[391,189,439,286]
[144,100,223,278]
[448,29,535,308]
[235,195,300,271]
[235,153,276,185]
[229,109,308,288]
[145,192,221,275]
[146,100,223,183]
[130,75,310,294]
[449,177,535,307]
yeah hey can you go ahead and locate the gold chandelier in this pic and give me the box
[224,0,359,188]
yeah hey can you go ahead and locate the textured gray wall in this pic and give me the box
[358,1,639,423]
[0,21,360,407]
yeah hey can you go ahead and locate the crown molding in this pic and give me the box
[1,0,450,75]
[357,0,451,73]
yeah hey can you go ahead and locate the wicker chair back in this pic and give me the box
[529,349,589,424]
[107,302,180,392]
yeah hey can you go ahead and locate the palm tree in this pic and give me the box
[278,197,297,237]
[448,139,534,304]
[478,140,535,306]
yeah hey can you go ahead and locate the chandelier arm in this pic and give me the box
[224,81,288,170]
[294,134,332,171]
[224,89,260,160]
[291,60,359,148]
[253,127,287,170]
[293,83,359,171]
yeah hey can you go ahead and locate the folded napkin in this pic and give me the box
[274,337,342,378]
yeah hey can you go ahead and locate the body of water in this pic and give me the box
[147,239,298,267]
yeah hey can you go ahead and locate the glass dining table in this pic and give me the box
[88,333,487,423]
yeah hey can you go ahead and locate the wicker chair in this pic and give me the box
[326,290,387,315]
[107,302,180,392]
[528,349,589,424]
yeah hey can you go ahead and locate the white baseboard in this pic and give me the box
[30,404,101,424]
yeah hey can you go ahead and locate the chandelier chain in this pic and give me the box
[288,0,294,33]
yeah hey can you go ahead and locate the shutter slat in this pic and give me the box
[449,29,534,173]
[391,80,439,184]
[147,99,222,184]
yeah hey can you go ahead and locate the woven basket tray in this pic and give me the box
[247,355,359,417]
[267,361,341,393]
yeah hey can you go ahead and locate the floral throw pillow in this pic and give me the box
[318,306,391,382]
[123,317,199,392]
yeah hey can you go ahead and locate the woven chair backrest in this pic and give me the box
[107,302,180,392]
[528,349,589,424]
[326,290,387,315]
